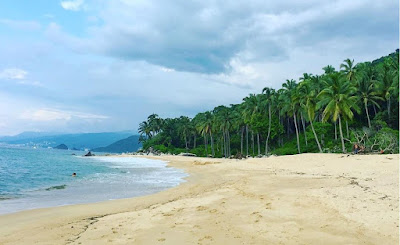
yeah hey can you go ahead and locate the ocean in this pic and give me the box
[0,145,187,214]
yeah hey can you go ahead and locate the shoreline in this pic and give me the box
[0,153,398,244]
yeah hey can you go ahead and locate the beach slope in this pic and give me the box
[0,154,398,244]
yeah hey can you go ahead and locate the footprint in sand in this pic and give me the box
[199,235,213,241]
[158,238,166,242]
[196,206,208,211]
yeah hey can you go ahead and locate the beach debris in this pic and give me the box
[193,160,220,165]
[178,152,197,157]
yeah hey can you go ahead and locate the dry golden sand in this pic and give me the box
[0,153,398,244]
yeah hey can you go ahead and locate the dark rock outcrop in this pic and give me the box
[84,151,95,157]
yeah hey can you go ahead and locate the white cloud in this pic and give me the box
[0,68,28,80]
[20,108,109,122]
[160,67,174,72]
[0,19,41,31]
[60,0,85,11]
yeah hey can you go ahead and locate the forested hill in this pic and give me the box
[91,135,141,153]
[138,50,399,157]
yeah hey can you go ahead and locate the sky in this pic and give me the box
[0,0,398,136]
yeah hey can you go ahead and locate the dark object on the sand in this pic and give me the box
[178,153,196,157]
[234,152,243,159]
[84,151,95,157]
[54,144,68,150]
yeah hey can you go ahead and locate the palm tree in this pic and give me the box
[298,80,323,152]
[378,58,396,119]
[322,65,336,75]
[196,112,215,157]
[242,94,261,156]
[357,67,383,128]
[262,87,275,155]
[340,59,357,82]
[138,121,152,139]
[317,73,360,153]
[281,79,301,154]
[178,116,191,150]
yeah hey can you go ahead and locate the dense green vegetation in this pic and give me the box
[138,50,399,157]
[91,135,141,153]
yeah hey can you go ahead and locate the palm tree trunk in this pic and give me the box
[257,133,260,156]
[287,117,290,136]
[309,115,322,153]
[338,115,346,153]
[240,126,244,155]
[300,112,307,146]
[246,125,249,156]
[346,121,349,139]
[278,112,281,147]
[223,130,226,158]
[293,112,301,154]
[204,135,208,157]
[334,121,337,140]
[265,104,272,155]
[227,131,231,157]
[210,132,215,158]
[251,131,255,156]
[185,135,188,150]
[365,101,371,128]
[373,104,377,115]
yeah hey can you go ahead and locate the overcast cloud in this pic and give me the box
[0,0,398,135]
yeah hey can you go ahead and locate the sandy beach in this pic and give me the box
[0,153,398,244]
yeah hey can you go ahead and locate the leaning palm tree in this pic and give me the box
[298,80,323,152]
[317,73,360,153]
[138,121,152,139]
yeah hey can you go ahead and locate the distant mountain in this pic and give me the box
[91,135,141,153]
[54,144,68,150]
[0,131,61,142]
[0,131,137,150]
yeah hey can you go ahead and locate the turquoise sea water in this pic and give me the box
[0,145,187,214]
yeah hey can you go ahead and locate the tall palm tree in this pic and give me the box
[196,112,215,157]
[298,80,323,152]
[340,59,357,83]
[378,58,396,119]
[281,79,301,154]
[262,87,275,155]
[317,73,360,153]
[242,94,262,156]
[357,67,383,128]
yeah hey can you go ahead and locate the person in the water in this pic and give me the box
[72,173,77,177]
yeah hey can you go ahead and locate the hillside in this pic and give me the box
[91,135,141,153]
[0,131,136,150]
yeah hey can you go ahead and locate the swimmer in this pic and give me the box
[72,172,77,177]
